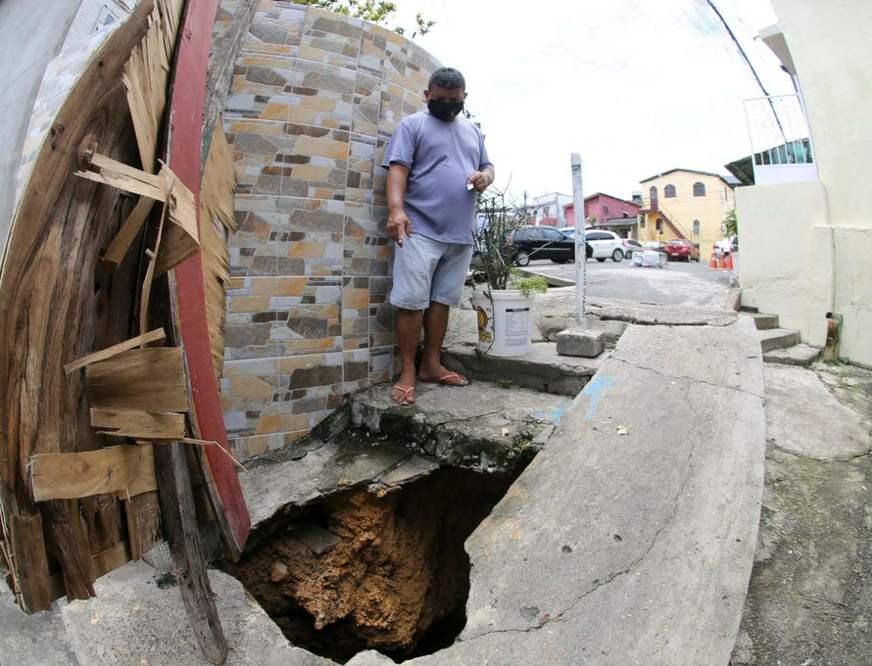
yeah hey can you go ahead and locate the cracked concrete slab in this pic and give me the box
[239,433,436,530]
[400,320,766,665]
[351,380,572,471]
[764,364,871,460]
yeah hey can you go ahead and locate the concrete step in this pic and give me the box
[757,327,801,353]
[750,312,779,330]
[441,342,605,397]
[764,343,821,367]
[350,379,573,471]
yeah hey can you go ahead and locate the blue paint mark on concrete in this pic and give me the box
[580,374,615,421]
[529,400,572,426]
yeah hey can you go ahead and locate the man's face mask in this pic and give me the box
[427,99,464,122]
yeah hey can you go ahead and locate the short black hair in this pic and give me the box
[428,67,465,91]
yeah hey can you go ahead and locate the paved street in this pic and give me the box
[527,258,733,309]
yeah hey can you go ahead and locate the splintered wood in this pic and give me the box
[76,153,200,273]
[123,0,185,173]
[0,0,193,615]
[199,124,237,377]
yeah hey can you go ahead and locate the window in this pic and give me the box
[649,186,658,203]
[640,217,646,229]
[541,228,563,241]
[586,232,611,241]
[656,218,664,233]
[664,184,676,198]
[692,220,701,236]
[693,182,706,197]
[603,205,609,216]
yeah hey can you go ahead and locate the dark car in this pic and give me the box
[664,238,700,262]
[510,226,592,266]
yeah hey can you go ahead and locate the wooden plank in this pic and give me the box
[102,195,157,269]
[140,174,172,336]
[9,514,53,612]
[91,408,185,440]
[30,446,157,502]
[85,347,189,413]
[154,172,199,276]
[125,491,162,561]
[48,541,132,602]
[154,442,227,664]
[43,501,95,601]
[64,328,166,374]
[167,0,250,561]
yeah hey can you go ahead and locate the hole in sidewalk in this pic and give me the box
[225,464,527,663]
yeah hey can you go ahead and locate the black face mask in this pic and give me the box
[428,99,464,122]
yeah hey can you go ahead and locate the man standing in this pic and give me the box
[382,67,495,405]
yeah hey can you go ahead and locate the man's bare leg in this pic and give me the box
[394,308,423,401]
[419,302,467,384]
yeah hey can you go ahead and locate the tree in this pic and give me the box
[296,0,435,36]
[723,208,738,237]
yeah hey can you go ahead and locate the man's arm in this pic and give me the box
[386,163,412,246]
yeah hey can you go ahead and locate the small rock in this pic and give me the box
[270,561,289,582]
[616,425,629,436]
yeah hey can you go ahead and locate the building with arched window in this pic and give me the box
[637,168,736,260]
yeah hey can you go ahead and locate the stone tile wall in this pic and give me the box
[219,1,440,460]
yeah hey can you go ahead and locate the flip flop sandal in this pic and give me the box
[391,384,416,406]
[421,371,469,387]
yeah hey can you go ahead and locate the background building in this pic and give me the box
[563,192,640,237]
[524,191,572,227]
[637,168,736,260]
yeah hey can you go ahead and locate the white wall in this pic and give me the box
[771,0,872,229]
[737,181,832,348]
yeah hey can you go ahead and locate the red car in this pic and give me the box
[664,239,700,262]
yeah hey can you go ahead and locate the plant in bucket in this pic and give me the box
[469,190,548,357]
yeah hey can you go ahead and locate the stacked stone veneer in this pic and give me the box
[216,1,440,460]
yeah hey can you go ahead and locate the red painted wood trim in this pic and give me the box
[168,0,250,554]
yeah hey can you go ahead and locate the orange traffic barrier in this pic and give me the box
[724,254,734,270]
[709,254,717,269]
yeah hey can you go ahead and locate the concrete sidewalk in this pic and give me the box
[401,319,766,665]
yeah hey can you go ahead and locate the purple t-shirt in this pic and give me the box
[382,111,493,245]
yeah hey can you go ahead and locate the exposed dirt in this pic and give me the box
[227,467,518,663]
[732,364,872,665]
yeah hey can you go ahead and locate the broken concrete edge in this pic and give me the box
[349,397,543,474]
[442,343,600,397]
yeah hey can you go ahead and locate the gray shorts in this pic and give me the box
[390,234,474,311]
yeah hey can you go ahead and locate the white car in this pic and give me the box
[585,230,626,262]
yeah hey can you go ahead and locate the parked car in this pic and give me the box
[664,238,700,262]
[622,238,642,259]
[509,226,592,266]
[585,230,626,262]
[557,226,593,240]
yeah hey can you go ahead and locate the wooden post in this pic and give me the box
[154,442,227,664]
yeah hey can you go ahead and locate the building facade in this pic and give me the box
[637,169,735,260]
[563,192,640,235]
[735,0,872,366]
[526,191,572,227]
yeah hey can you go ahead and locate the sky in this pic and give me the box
[389,0,791,203]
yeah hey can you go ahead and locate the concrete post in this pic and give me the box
[571,153,586,325]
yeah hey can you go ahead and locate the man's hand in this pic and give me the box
[387,208,413,246]
[468,170,493,193]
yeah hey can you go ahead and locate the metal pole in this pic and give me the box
[571,153,585,325]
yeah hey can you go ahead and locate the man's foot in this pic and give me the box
[391,384,416,406]
[418,367,469,386]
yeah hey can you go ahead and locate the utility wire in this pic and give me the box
[697,0,787,143]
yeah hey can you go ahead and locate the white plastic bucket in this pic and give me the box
[471,290,533,357]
